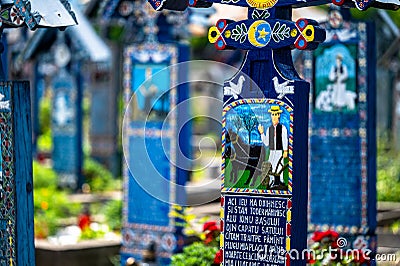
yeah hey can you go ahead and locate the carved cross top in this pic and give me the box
[1,0,77,30]
[149,0,399,11]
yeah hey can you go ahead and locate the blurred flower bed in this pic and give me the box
[33,160,122,244]
[170,206,221,265]
[308,230,370,265]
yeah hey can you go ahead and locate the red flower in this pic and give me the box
[312,230,339,243]
[205,232,214,244]
[352,250,370,264]
[78,214,91,230]
[214,249,223,264]
[306,252,316,264]
[203,221,218,232]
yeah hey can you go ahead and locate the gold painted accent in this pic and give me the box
[257,28,270,41]
[248,20,268,47]
[286,238,291,251]
[246,0,278,9]
[224,30,231,38]
[208,26,220,44]
[302,25,314,42]
[290,28,298,37]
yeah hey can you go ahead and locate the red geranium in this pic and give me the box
[214,249,223,264]
[203,221,218,232]
[78,213,91,230]
[352,249,370,264]
[312,230,339,243]
[306,252,316,264]
[203,221,220,245]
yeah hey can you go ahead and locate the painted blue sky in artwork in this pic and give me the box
[226,103,291,145]
[132,63,170,113]
[315,44,356,79]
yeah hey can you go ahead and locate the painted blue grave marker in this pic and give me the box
[51,67,81,189]
[304,7,377,254]
[207,7,325,266]
[0,81,34,266]
[117,1,191,264]
[121,42,190,266]
[0,1,77,265]
[149,0,398,265]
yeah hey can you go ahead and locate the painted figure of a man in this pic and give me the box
[139,67,159,114]
[258,105,288,189]
[329,53,348,109]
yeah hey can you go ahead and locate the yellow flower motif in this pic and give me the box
[290,28,298,37]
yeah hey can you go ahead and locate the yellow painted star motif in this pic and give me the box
[257,27,270,41]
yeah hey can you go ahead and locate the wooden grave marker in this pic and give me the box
[0,0,77,264]
[149,0,398,265]
[115,1,191,264]
[304,7,378,255]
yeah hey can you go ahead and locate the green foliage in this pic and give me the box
[377,139,400,202]
[350,8,377,21]
[103,200,122,231]
[83,157,118,192]
[171,242,219,266]
[80,227,106,240]
[169,205,210,239]
[33,161,82,237]
[170,207,220,265]
[37,96,52,152]
[391,220,400,234]
[108,25,125,42]
[33,161,58,189]
[39,96,52,135]
[386,10,400,27]
[349,9,400,27]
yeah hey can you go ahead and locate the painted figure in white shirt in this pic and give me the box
[329,53,348,109]
[258,105,288,188]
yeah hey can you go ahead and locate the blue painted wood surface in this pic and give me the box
[51,68,82,189]
[0,81,35,265]
[208,18,325,51]
[304,8,377,255]
[215,6,313,263]
[146,1,396,265]
[121,43,189,266]
[89,67,119,175]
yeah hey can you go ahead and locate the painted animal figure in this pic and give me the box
[224,75,245,99]
[273,76,294,99]
[226,130,265,186]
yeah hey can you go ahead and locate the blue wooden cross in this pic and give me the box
[98,1,191,265]
[0,1,76,265]
[305,6,379,260]
[148,0,398,265]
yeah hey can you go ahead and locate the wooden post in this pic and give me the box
[305,7,378,256]
[0,81,34,265]
[103,1,191,264]
[0,1,77,265]
[148,0,398,265]
[213,13,323,265]
[51,67,82,189]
